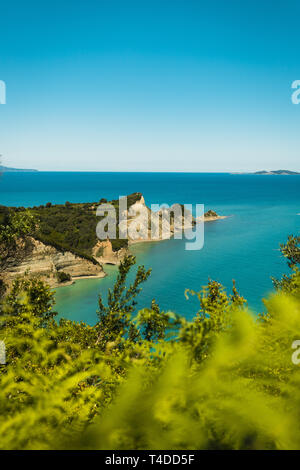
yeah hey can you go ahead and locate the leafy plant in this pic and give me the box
[95,255,151,349]
[273,235,300,297]
[0,237,300,450]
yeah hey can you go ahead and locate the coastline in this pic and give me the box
[129,215,228,245]
[55,271,107,288]
[0,192,227,289]
[55,214,229,288]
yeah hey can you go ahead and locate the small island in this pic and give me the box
[234,169,300,175]
[254,170,300,175]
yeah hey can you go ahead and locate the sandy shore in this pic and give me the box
[54,271,107,288]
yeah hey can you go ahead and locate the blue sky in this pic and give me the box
[0,0,299,171]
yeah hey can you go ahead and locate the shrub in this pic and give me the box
[0,245,300,450]
[56,271,71,283]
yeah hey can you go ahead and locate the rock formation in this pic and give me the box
[2,237,105,287]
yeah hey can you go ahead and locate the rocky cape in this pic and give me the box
[1,194,226,287]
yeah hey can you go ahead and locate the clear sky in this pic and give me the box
[0,0,299,172]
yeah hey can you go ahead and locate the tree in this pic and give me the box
[0,209,36,269]
[2,277,57,327]
[56,271,71,283]
[273,235,300,295]
[181,280,246,362]
[280,235,300,267]
[0,235,300,450]
[135,299,181,342]
[0,209,36,244]
[95,255,151,349]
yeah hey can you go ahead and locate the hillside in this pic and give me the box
[0,165,38,172]
[0,193,224,286]
[254,170,300,175]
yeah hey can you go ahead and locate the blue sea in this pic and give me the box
[0,171,299,323]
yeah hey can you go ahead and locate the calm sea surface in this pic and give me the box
[1,171,299,322]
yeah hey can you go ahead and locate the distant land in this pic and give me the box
[254,170,300,175]
[233,170,300,175]
[0,167,299,175]
[0,166,38,172]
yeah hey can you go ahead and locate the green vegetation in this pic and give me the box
[272,235,300,296]
[30,195,144,254]
[0,206,36,244]
[8,194,143,258]
[0,195,143,269]
[56,271,72,283]
[0,206,36,269]
[31,202,104,258]
[0,236,300,450]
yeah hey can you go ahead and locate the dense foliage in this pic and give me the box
[0,194,145,266]
[0,236,299,450]
[32,202,101,257]
[31,194,143,254]
[0,206,36,269]
[272,235,300,297]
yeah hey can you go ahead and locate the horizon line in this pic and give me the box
[39,170,300,174]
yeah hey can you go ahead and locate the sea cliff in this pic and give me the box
[2,237,105,288]
[0,193,226,287]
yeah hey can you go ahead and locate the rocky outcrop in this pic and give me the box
[201,210,227,222]
[93,238,128,265]
[120,196,226,244]
[2,237,105,287]
[1,193,226,286]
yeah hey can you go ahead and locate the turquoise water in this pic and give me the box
[0,172,299,322]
